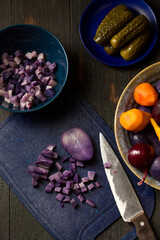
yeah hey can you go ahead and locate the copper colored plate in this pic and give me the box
[114,62,160,190]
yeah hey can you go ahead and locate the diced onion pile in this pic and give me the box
[28,144,102,209]
[0,50,57,109]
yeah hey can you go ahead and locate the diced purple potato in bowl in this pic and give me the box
[0,50,57,110]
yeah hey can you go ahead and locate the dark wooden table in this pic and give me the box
[0,0,160,239]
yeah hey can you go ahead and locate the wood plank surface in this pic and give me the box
[0,0,159,239]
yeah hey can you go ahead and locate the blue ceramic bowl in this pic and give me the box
[0,24,68,112]
[79,0,158,66]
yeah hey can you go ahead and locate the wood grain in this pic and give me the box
[0,0,159,239]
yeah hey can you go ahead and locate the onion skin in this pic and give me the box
[61,128,93,161]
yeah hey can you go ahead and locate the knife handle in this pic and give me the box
[132,212,157,240]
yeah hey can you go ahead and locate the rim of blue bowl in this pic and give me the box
[79,0,158,66]
[0,24,69,113]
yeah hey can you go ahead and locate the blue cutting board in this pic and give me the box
[0,97,155,240]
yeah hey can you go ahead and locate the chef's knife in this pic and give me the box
[99,132,157,240]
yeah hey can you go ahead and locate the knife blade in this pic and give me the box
[99,132,157,240]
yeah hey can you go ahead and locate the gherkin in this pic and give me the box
[94,4,134,45]
[111,15,149,49]
[120,30,150,61]
[104,42,119,55]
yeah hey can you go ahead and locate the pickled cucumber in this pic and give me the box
[120,30,150,61]
[94,4,134,46]
[104,43,119,55]
[111,15,149,49]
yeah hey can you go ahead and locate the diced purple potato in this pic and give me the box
[61,157,68,163]
[130,131,148,146]
[62,187,70,195]
[20,101,26,108]
[104,162,111,168]
[37,53,45,60]
[31,51,37,58]
[70,163,76,171]
[95,181,102,188]
[37,153,53,162]
[81,187,87,193]
[39,61,46,68]
[28,166,48,175]
[55,193,64,202]
[54,187,61,192]
[14,57,21,65]
[70,198,78,208]
[62,196,71,202]
[48,62,56,72]
[87,183,95,191]
[34,158,53,168]
[79,182,85,188]
[41,149,56,159]
[8,61,17,68]
[45,89,55,98]
[55,183,61,187]
[66,180,74,189]
[149,156,160,181]
[8,55,14,61]
[77,194,85,203]
[49,172,61,182]
[60,203,64,208]
[74,189,81,195]
[81,177,89,183]
[46,143,56,151]
[29,172,40,181]
[61,128,93,161]
[14,50,24,57]
[69,158,76,163]
[55,162,62,171]
[73,174,80,183]
[42,76,50,85]
[88,171,95,180]
[48,79,57,87]
[45,181,54,193]
[34,173,47,180]
[76,161,84,167]
[25,52,33,59]
[138,106,152,114]
[34,164,49,170]
[35,90,47,102]
[0,51,57,109]
[7,83,14,91]
[21,78,28,86]
[31,177,38,187]
[57,171,63,178]
[33,98,40,106]
[46,85,53,90]
[52,152,58,159]
[86,199,96,208]
[62,170,71,178]
[73,183,79,190]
